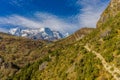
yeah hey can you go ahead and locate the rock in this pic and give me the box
[0,57,4,64]
[100,29,111,38]
[39,62,48,71]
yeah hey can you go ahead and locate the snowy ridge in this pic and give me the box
[9,27,65,41]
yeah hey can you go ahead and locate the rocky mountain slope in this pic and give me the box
[9,27,64,41]
[8,0,120,80]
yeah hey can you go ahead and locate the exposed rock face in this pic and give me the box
[97,0,120,28]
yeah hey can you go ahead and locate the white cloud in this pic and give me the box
[35,13,78,33]
[0,15,43,28]
[0,13,78,34]
[9,0,24,7]
[76,0,110,27]
[0,0,110,33]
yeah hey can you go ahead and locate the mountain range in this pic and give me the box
[0,0,120,80]
[9,27,65,41]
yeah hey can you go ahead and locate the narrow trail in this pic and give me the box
[84,44,120,80]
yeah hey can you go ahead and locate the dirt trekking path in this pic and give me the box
[84,44,120,80]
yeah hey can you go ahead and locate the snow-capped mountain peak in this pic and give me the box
[9,27,22,36]
[9,27,65,41]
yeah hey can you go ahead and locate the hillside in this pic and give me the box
[57,27,94,45]
[0,33,47,79]
[2,0,120,80]
[0,27,92,80]
[97,0,120,28]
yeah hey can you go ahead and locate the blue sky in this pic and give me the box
[0,0,110,34]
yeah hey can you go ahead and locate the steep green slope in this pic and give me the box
[8,28,113,80]
[8,32,111,78]
[7,0,120,80]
